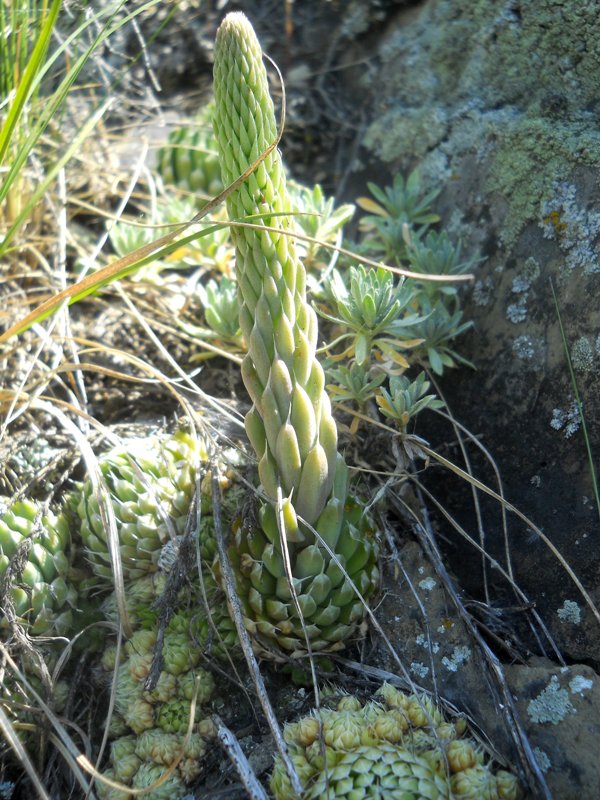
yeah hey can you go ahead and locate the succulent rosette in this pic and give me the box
[74,429,227,583]
[271,683,522,800]
[0,497,80,635]
[213,12,379,658]
[156,106,223,202]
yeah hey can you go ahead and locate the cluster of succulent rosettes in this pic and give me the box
[97,720,216,800]
[271,683,522,800]
[73,429,236,584]
[156,111,223,203]
[228,481,379,658]
[0,497,81,636]
[100,571,239,662]
[97,624,218,800]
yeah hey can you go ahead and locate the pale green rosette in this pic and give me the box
[74,430,211,583]
[0,498,79,635]
[271,684,522,800]
[213,12,379,657]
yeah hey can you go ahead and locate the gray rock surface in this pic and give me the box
[505,660,600,800]
[376,540,600,799]
[341,0,600,666]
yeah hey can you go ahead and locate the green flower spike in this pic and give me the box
[212,12,379,657]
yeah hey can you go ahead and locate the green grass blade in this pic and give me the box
[0,98,111,254]
[0,1,161,216]
[0,0,62,167]
[0,2,124,211]
[550,278,600,525]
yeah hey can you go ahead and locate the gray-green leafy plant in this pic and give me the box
[356,171,441,263]
[406,298,474,375]
[376,372,444,429]
[320,265,422,368]
[195,276,242,344]
[287,180,355,271]
[406,230,481,300]
[327,363,386,408]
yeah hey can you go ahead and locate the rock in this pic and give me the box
[342,0,600,666]
[375,541,521,761]
[376,540,600,798]
[505,660,600,799]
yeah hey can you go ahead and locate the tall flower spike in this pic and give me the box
[213,11,338,525]
[213,12,379,657]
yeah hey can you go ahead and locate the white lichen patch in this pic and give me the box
[512,275,530,293]
[513,334,545,367]
[569,675,593,695]
[513,335,534,360]
[533,747,552,773]
[557,600,581,625]
[506,296,528,323]
[571,336,595,373]
[415,633,440,654]
[441,646,471,673]
[527,676,575,725]
[410,661,430,679]
[418,577,437,592]
[540,181,600,274]
[550,401,580,438]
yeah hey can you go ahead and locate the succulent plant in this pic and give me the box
[286,180,355,271]
[97,605,218,797]
[212,11,379,658]
[404,297,474,375]
[405,230,481,301]
[195,275,243,345]
[320,265,422,369]
[375,372,444,430]
[308,744,451,800]
[0,497,80,635]
[98,721,214,798]
[0,649,71,755]
[74,429,218,583]
[271,683,522,800]
[451,765,521,799]
[156,109,223,203]
[356,171,441,264]
[131,762,186,800]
